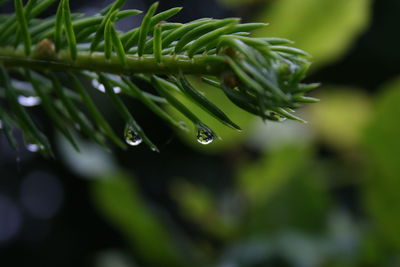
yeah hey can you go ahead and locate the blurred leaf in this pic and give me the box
[58,132,117,178]
[238,145,311,204]
[171,180,215,221]
[362,77,400,251]
[238,145,329,233]
[306,87,371,151]
[91,173,187,266]
[166,78,254,152]
[246,120,314,152]
[254,0,372,67]
[171,179,238,239]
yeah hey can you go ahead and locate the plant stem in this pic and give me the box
[0,47,227,75]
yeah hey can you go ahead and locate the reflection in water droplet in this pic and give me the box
[266,111,287,122]
[17,96,40,107]
[91,79,121,93]
[26,144,44,152]
[124,125,142,146]
[197,129,214,145]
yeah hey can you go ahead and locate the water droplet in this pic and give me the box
[197,129,214,145]
[150,147,159,152]
[17,96,40,107]
[91,79,105,93]
[26,143,44,152]
[112,86,121,94]
[124,126,142,146]
[266,111,287,122]
[0,120,3,129]
[91,80,121,94]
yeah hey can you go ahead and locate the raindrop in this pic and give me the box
[150,146,159,152]
[91,79,121,93]
[124,125,142,146]
[266,111,287,122]
[113,86,122,94]
[17,96,40,107]
[26,143,44,152]
[197,129,214,145]
[92,79,105,92]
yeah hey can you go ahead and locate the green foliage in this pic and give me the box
[89,144,331,265]
[362,77,400,250]
[91,173,188,266]
[306,88,371,151]
[171,179,239,239]
[14,0,32,55]
[238,145,311,205]
[0,0,317,155]
[17,1,398,266]
[254,0,372,67]
[166,78,254,151]
[234,144,327,235]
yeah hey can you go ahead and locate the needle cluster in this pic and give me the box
[0,0,319,155]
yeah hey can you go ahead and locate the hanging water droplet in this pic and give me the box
[91,79,121,94]
[197,129,214,145]
[124,127,142,146]
[26,143,44,152]
[112,86,121,93]
[150,146,159,152]
[266,111,287,122]
[18,96,40,107]
[91,79,105,93]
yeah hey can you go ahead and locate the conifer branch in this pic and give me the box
[0,0,319,156]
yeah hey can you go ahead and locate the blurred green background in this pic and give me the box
[1,0,400,266]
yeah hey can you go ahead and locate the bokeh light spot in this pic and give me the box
[0,195,22,243]
[20,171,64,219]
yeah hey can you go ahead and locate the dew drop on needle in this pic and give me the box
[197,129,214,145]
[124,126,142,146]
[26,143,43,152]
[18,96,40,107]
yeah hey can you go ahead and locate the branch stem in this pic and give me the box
[0,47,227,75]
